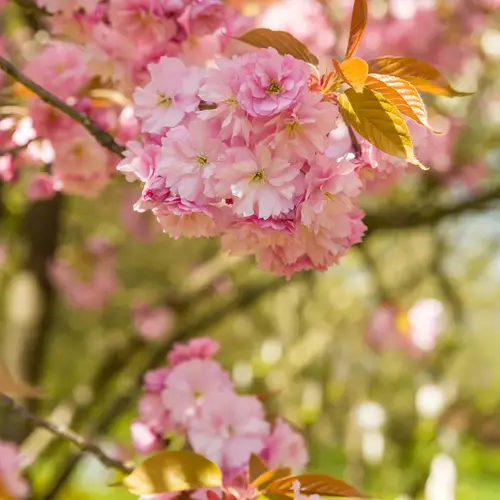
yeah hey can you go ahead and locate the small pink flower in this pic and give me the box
[266,92,339,160]
[168,337,220,367]
[157,120,224,203]
[131,420,163,455]
[109,0,178,45]
[133,301,175,341]
[261,418,308,470]
[189,0,226,36]
[213,144,302,219]
[24,42,91,99]
[51,130,109,197]
[26,173,56,200]
[133,57,201,133]
[162,358,233,425]
[0,441,29,499]
[144,367,170,393]
[188,391,270,470]
[237,48,310,118]
[139,393,173,435]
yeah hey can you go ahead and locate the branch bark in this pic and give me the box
[0,393,132,474]
[0,56,125,158]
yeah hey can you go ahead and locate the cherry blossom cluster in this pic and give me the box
[36,0,252,89]
[118,49,368,278]
[133,337,308,494]
[0,441,29,500]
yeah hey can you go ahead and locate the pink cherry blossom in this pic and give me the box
[189,0,226,36]
[266,92,339,160]
[0,441,29,500]
[188,392,270,470]
[261,418,308,470]
[133,57,201,133]
[26,173,57,200]
[109,0,178,45]
[153,198,229,239]
[237,48,310,118]
[157,120,225,202]
[139,392,174,435]
[51,130,109,197]
[168,337,220,367]
[132,300,175,341]
[144,367,170,393]
[162,358,233,425]
[24,42,91,99]
[131,420,163,455]
[48,237,120,310]
[213,145,302,219]
[259,0,335,57]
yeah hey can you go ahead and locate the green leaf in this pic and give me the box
[367,56,473,97]
[365,74,440,132]
[236,28,319,66]
[122,450,222,496]
[265,473,365,498]
[345,0,368,59]
[337,87,427,169]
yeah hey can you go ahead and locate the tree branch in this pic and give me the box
[0,393,133,474]
[0,56,125,158]
[365,184,500,232]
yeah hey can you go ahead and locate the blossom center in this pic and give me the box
[286,120,301,133]
[266,80,282,95]
[324,191,335,201]
[224,96,238,109]
[196,154,208,166]
[157,93,172,106]
[251,170,265,183]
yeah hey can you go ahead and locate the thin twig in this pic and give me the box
[0,393,133,474]
[0,56,125,158]
[0,138,40,157]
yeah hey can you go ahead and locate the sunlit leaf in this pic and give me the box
[265,474,365,498]
[123,450,222,495]
[236,28,319,66]
[332,58,369,93]
[368,56,473,97]
[252,468,292,489]
[0,362,42,398]
[345,0,368,59]
[338,87,427,169]
[365,74,440,132]
[249,454,268,485]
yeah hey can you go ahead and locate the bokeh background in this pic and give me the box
[0,0,500,499]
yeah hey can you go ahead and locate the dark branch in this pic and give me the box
[0,393,133,474]
[365,184,500,232]
[0,56,125,158]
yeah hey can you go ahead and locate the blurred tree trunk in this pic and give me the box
[1,195,63,442]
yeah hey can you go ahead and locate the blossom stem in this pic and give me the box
[0,56,125,158]
[0,393,133,474]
